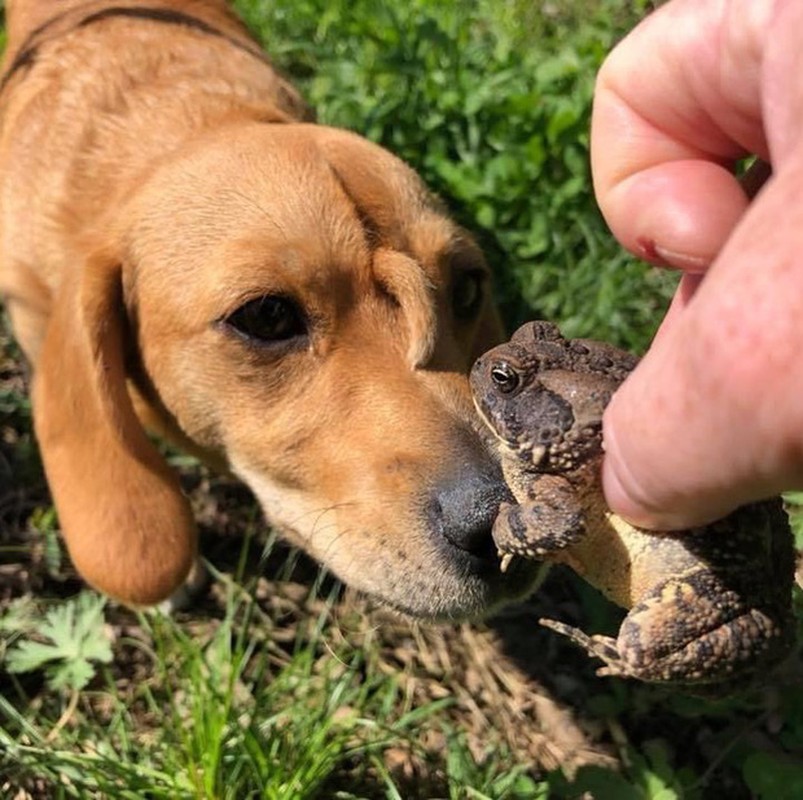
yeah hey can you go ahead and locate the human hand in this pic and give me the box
[592,0,803,529]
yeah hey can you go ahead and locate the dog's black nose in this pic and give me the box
[427,462,513,556]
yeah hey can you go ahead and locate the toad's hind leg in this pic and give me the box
[545,569,793,686]
[614,571,792,684]
[539,618,628,677]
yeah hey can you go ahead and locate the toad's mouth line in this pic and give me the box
[471,394,546,466]
[470,395,508,448]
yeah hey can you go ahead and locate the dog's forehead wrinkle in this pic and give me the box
[370,249,437,368]
[321,143,438,248]
[327,165,383,250]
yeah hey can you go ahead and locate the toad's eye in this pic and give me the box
[223,295,307,344]
[490,362,520,394]
[452,270,486,321]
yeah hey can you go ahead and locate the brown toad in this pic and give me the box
[470,321,796,691]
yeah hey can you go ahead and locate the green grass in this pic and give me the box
[2,0,803,797]
[2,585,418,798]
[0,536,547,799]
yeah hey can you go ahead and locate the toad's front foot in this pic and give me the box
[492,475,586,562]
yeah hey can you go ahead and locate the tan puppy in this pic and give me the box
[0,0,541,617]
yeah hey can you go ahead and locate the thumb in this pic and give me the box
[601,164,803,530]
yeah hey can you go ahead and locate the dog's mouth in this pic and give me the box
[377,543,544,621]
[368,484,544,621]
[233,431,542,620]
[442,526,499,566]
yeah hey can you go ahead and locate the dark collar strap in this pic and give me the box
[0,4,271,94]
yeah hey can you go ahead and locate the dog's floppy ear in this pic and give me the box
[33,253,196,606]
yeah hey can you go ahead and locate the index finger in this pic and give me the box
[591,0,774,271]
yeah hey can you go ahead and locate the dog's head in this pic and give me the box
[33,123,542,617]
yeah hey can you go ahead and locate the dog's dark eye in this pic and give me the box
[452,270,486,320]
[224,296,306,343]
